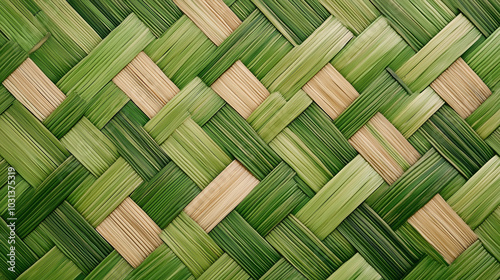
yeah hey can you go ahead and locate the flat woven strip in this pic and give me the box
[0,0,499,279]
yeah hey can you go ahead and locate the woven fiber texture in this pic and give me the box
[0,0,499,279]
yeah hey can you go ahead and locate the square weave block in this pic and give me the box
[173,0,242,45]
[431,58,491,118]
[184,160,260,232]
[96,197,163,268]
[303,63,359,120]
[408,194,478,264]
[211,60,270,119]
[113,51,179,118]
[2,58,66,121]
[349,112,421,184]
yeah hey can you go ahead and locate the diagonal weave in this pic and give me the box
[0,0,499,279]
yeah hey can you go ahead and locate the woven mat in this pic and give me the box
[0,0,499,279]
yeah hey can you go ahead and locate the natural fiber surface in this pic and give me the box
[0,0,499,279]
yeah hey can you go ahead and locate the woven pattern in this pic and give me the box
[0,0,499,279]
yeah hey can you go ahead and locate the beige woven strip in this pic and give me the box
[409,194,478,264]
[431,58,491,118]
[349,113,420,184]
[350,125,403,184]
[184,160,260,232]
[2,58,66,121]
[96,197,163,268]
[113,52,179,118]
[173,0,242,46]
[368,113,420,166]
[211,60,270,119]
[303,63,359,119]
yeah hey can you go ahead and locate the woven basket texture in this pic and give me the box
[0,0,499,279]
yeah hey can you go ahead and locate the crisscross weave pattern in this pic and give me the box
[0,0,499,279]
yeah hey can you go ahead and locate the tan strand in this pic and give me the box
[113,51,179,118]
[431,58,491,118]
[184,160,259,232]
[97,197,163,268]
[211,60,270,119]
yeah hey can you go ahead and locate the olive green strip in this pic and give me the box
[485,127,500,155]
[161,212,223,277]
[0,86,14,117]
[320,0,379,35]
[421,105,494,178]
[439,241,500,279]
[289,103,358,175]
[57,13,154,100]
[251,0,328,45]
[61,117,119,177]
[104,112,169,181]
[162,118,232,189]
[260,259,306,280]
[145,77,225,145]
[123,0,182,37]
[0,41,28,82]
[452,0,500,36]
[81,0,130,28]
[475,207,500,261]
[296,156,383,239]
[247,92,286,133]
[0,219,38,278]
[447,155,500,229]
[198,254,250,280]
[34,0,102,53]
[262,16,353,99]
[463,27,500,89]
[28,35,81,83]
[407,129,432,155]
[0,102,69,186]
[253,90,312,143]
[84,251,133,280]
[382,88,444,138]
[229,0,256,21]
[402,256,445,280]
[144,16,216,89]
[84,82,129,130]
[40,201,112,274]
[236,162,307,236]
[210,212,281,279]
[14,156,91,238]
[322,230,357,263]
[204,104,281,180]
[395,14,482,93]
[124,244,192,280]
[66,0,116,38]
[331,17,414,92]
[266,215,342,280]
[368,149,464,229]
[270,128,332,192]
[396,222,447,265]
[338,204,418,280]
[22,224,54,258]
[466,88,500,139]
[327,253,381,280]
[0,0,45,52]
[370,0,454,50]
[200,11,292,85]
[67,157,142,227]
[335,71,406,138]
[0,176,30,217]
[17,247,81,280]
[43,94,89,139]
[34,10,87,60]
[131,162,199,228]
